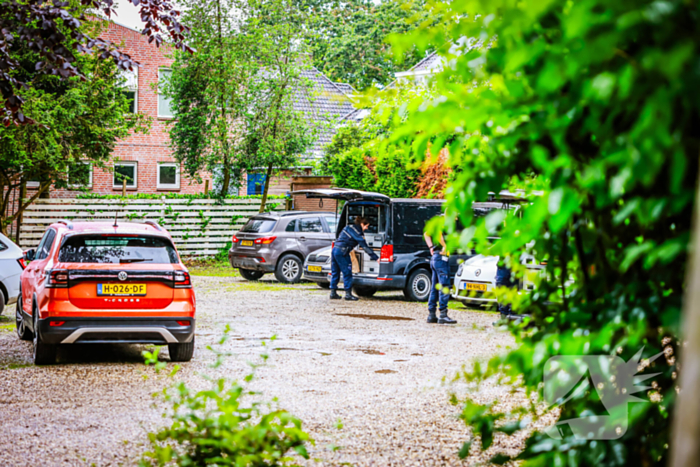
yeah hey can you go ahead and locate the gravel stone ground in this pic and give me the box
[0,273,525,466]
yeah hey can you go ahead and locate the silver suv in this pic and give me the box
[228,211,338,283]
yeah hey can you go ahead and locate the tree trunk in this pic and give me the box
[259,163,274,213]
[670,164,700,467]
[220,157,231,197]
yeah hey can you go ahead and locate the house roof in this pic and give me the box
[294,68,357,160]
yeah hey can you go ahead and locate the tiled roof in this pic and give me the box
[294,68,357,160]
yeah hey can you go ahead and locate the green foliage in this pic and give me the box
[303,0,438,90]
[140,330,311,466]
[0,17,148,234]
[388,0,698,464]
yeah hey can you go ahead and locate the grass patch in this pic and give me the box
[185,258,240,277]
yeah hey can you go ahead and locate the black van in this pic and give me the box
[292,189,464,301]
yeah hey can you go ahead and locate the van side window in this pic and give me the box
[393,204,442,246]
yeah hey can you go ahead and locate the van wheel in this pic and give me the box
[33,304,56,365]
[239,269,265,281]
[169,339,195,362]
[275,254,303,283]
[16,291,33,341]
[404,268,432,302]
[354,286,377,297]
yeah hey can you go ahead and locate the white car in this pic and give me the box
[451,253,543,307]
[0,233,24,313]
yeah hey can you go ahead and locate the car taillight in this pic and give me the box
[232,235,239,243]
[177,320,191,326]
[379,244,394,263]
[17,258,27,270]
[174,271,192,288]
[46,269,69,288]
[50,321,65,327]
[254,236,277,245]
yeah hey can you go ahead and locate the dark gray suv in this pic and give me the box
[228,211,338,283]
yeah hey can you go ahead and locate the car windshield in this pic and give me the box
[241,218,277,233]
[58,235,179,264]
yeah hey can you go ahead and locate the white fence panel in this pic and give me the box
[19,198,286,256]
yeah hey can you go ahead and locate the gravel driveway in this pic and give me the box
[0,272,518,466]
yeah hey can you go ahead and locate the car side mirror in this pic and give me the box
[24,249,36,262]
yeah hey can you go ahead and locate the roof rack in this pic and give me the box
[56,219,74,230]
[144,220,164,231]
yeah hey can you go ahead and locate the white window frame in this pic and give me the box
[157,68,174,119]
[157,162,180,190]
[67,162,93,188]
[113,161,138,189]
[120,68,139,113]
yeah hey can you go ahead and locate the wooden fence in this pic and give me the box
[19,198,286,256]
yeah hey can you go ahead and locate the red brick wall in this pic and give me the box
[291,176,336,212]
[51,21,209,198]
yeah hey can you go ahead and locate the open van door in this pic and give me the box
[291,188,390,204]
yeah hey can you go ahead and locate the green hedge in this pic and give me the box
[328,146,420,198]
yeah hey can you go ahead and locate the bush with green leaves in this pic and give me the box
[385,0,698,465]
[140,331,311,466]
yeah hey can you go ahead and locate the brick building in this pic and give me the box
[47,21,356,199]
[49,21,208,198]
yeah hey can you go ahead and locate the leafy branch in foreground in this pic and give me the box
[140,328,311,466]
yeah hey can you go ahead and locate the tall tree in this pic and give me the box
[0,18,148,235]
[0,0,191,125]
[166,0,314,207]
[302,0,436,90]
[166,0,251,196]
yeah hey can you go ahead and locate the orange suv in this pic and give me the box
[16,220,196,365]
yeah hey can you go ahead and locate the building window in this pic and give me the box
[247,173,266,195]
[157,162,180,190]
[158,69,174,118]
[120,68,139,113]
[114,162,138,189]
[67,162,93,188]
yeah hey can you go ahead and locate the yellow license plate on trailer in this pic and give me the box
[307,265,323,272]
[241,240,254,247]
[97,283,147,296]
[461,282,487,292]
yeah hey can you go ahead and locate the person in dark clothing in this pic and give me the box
[496,264,517,316]
[423,228,457,324]
[330,216,379,301]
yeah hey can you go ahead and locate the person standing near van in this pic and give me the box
[330,216,379,301]
[424,228,457,324]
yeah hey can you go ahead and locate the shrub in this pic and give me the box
[140,331,311,466]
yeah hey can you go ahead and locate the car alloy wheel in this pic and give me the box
[275,254,303,283]
[32,303,56,365]
[282,258,300,280]
[15,292,32,341]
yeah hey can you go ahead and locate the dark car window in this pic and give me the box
[0,239,7,252]
[285,219,297,232]
[58,235,178,264]
[298,217,323,233]
[37,229,57,260]
[241,218,277,233]
[393,204,443,246]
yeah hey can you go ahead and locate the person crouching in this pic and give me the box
[330,216,379,301]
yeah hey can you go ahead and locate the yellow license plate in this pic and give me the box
[98,283,147,296]
[307,265,323,272]
[461,282,487,292]
[241,240,254,247]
